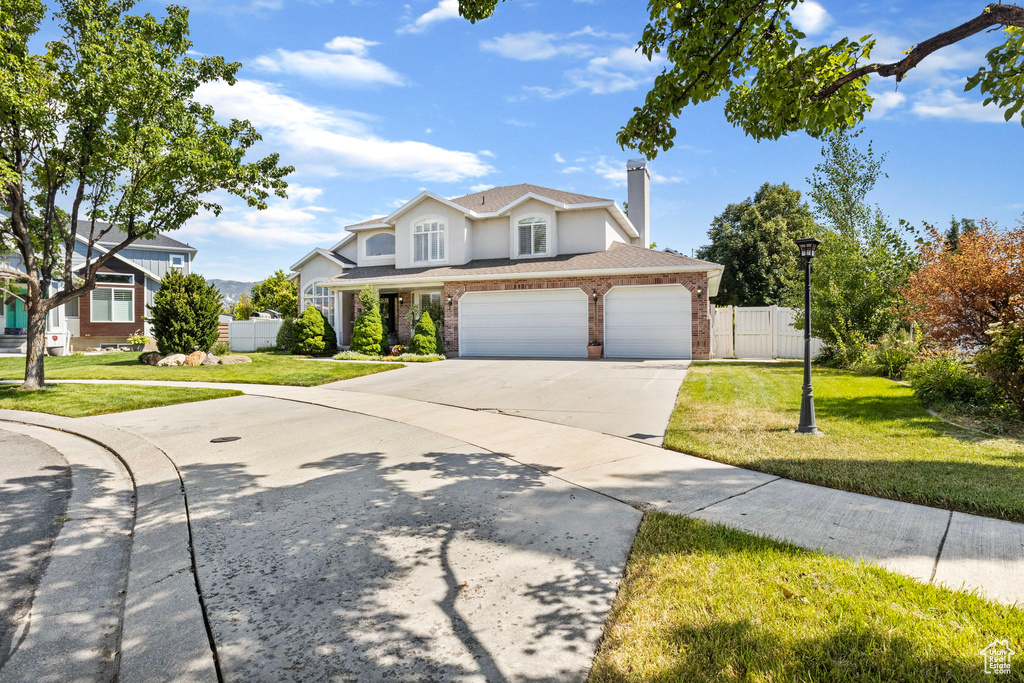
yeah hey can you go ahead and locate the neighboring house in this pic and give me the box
[291,159,724,359]
[0,222,196,352]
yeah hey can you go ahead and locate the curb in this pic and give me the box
[0,410,218,683]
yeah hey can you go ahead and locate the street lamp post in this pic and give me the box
[794,237,821,435]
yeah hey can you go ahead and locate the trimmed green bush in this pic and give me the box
[150,270,222,355]
[410,312,437,355]
[350,285,384,355]
[293,306,329,356]
[275,317,298,353]
[321,311,337,353]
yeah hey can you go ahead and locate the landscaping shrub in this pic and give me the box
[210,341,230,356]
[410,312,437,355]
[849,329,920,379]
[275,317,297,353]
[975,321,1024,416]
[293,305,331,356]
[321,311,337,353]
[150,270,222,355]
[350,285,384,355]
[905,352,1002,411]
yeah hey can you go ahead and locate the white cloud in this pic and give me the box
[501,118,533,127]
[251,39,404,86]
[553,152,565,163]
[197,79,493,182]
[561,166,583,174]
[564,47,664,95]
[399,0,460,34]
[323,36,377,56]
[481,31,590,61]
[791,1,832,35]
[865,90,906,119]
[479,149,496,158]
[590,156,686,186]
[910,89,1008,123]
[178,185,339,248]
[468,183,495,192]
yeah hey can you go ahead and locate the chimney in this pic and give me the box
[626,158,650,248]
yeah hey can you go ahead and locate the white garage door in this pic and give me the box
[604,285,691,359]
[459,289,588,357]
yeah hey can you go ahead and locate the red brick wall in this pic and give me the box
[397,292,412,344]
[441,273,712,358]
[78,261,146,340]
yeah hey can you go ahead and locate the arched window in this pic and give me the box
[413,218,446,263]
[303,282,334,320]
[517,216,548,256]
[366,232,395,257]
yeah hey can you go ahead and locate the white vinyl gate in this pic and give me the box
[712,305,822,359]
[228,319,283,352]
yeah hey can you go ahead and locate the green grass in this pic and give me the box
[591,513,1024,683]
[0,352,398,387]
[0,383,242,417]
[665,362,1024,522]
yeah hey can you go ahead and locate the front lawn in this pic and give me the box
[0,352,397,387]
[591,513,1023,683]
[666,362,1024,522]
[0,384,242,417]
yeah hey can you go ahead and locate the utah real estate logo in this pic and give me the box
[981,640,1015,675]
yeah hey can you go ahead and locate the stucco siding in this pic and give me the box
[337,239,358,262]
[557,208,610,255]
[297,253,347,300]
[357,228,397,267]
[469,216,509,260]
[395,198,469,268]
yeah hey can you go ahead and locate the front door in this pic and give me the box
[380,294,397,338]
[4,287,27,331]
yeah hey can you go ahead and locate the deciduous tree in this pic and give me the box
[0,0,290,389]
[458,1,1024,153]
[696,182,817,306]
[250,269,297,318]
[902,219,1024,349]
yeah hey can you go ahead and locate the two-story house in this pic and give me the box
[1,222,197,353]
[290,159,723,359]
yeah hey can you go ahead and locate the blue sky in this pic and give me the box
[131,0,1024,281]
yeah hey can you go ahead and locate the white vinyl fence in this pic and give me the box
[228,319,283,352]
[713,305,823,359]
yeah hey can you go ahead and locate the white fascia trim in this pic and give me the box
[72,239,161,282]
[383,191,471,224]
[321,264,725,290]
[329,232,356,252]
[289,248,353,272]
[606,203,640,239]
[345,223,392,233]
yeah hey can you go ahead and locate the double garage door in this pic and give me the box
[458,285,691,359]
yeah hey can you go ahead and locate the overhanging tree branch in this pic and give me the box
[814,3,1024,100]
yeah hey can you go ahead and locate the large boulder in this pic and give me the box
[219,355,252,365]
[183,351,206,367]
[138,352,160,365]
[157,353,187,367]
[201,353,219,366]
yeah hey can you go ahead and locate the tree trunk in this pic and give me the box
[21,303,48,390]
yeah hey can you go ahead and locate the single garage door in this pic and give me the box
[459,289,588,357]
[604,284,691,359]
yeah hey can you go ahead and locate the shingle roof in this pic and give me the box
[449,184,609,213]
[76,220,196,251]
[323,243,719,285]
[346,216,388,228]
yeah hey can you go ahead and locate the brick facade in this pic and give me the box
[78,260,146,341]
[440,273,711,358]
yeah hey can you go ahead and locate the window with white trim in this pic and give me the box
[91,287,133,323]
[413,219,446,263]
[365,233,395,257]
[170,254,185,269]
[517,217,548,256]
[418,291,441,310]
[303,282,335,320]
[96,273,134,285]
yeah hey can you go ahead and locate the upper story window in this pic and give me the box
[413,219,446,263]
[170,254,186,269]
[96,273,134,285]
[517,217,548,256]
[365,233,395,257]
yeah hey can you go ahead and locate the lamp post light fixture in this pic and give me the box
[794,237,821,435]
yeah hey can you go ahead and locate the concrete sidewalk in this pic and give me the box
[6,378,1024,608]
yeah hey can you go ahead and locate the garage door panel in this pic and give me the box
[459,289,588,358]
[604,285,691,359]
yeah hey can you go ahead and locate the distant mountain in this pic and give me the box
[208,279,255,304]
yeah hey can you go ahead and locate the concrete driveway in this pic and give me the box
[335,358,690,445]
[93,394,640,682]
